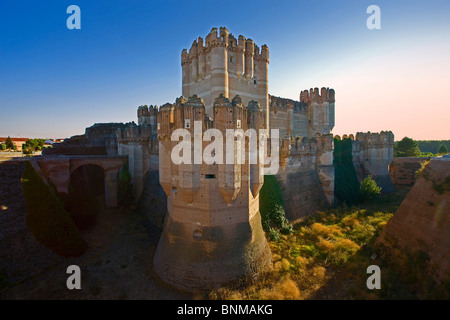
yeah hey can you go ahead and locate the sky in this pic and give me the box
[0,0,449,140]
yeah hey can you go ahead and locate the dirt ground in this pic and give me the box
[0,204,193,300]
[0,151,41,162]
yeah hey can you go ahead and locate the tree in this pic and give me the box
[438,143,448,155]
[4,136,14,150]
[360,176,382,201]
[395,137,421,157]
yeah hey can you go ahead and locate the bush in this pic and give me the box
[360,176,381,201]
[22,147,34,155]
[0,143,6,150]
[438,143,448,155]
[22,161,87,257]
[260,175,293,237]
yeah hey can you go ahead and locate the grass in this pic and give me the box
[209,186,416,300]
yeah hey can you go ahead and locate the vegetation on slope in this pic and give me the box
[209,185,446,300]
[259,175,293,240]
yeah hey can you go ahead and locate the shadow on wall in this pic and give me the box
[136,169,167,230]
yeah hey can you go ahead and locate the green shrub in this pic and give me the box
[360,176,381,201]
[0,143,6,150]
[22,161,87,257]
[438,143,448,155]
[260,175,293,236]
[268,227,280,241]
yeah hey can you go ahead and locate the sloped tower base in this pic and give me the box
[153,211,272,292]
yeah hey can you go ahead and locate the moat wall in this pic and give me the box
[0,161,62,290]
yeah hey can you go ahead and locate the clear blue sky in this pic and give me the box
[1,0,449,140]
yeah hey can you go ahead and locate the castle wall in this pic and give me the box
[269,95,309,138]
[389,157,431,186]
[117,124,157,200]
[352,131,395,193]
[277,133,334,219]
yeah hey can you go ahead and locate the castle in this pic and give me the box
[43,27,395,291]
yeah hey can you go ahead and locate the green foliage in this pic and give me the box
[359,176,382,201]
[438,143,448,155]
[417,140,450,154]
[0,143,6,150]
[260,175,293,239]
[333,137,361,204]
[23,138,46,152]
[22,161,87,257]
[22,146,34,154]
[4,136,14,150]
[395,137,421,157]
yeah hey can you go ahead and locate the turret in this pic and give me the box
[213,94,243,204]
[302,87,335,137]
[246,100,265,196]
[245,38,254,78]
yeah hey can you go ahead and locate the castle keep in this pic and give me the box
[181,27,269,129]
[41,27,395,291]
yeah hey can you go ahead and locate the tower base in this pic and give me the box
[153,211,272,292]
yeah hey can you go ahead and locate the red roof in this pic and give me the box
[0,137,30,142]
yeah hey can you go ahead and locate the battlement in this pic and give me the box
[181,27,269,66]
[181,27,269,126]
[355,131,394,146]
[157,94,267,139]
[285,133,334,154]
[137,104,157,117]
[116,122,152,143]
[269,95,307,113]
[300,87,335,104]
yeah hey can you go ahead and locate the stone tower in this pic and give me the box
[153,94,272,292]
[352,131,395,192]
[300,87,335,137]
[181,27,269,129]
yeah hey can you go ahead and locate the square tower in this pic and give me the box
[181,27,269,129]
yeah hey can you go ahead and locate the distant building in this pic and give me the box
[0,137,29,151]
